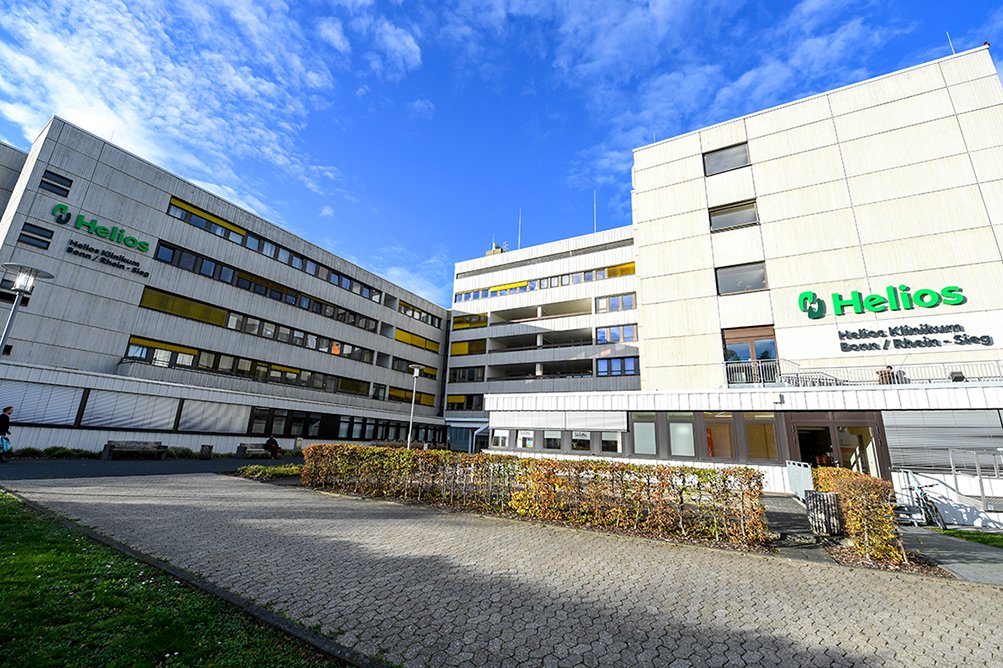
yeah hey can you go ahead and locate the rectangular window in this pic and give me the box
[544,430,562,450]
[745,414,778,460]
[517,430,534,449]
[704,143,750,176]
[631,413,656,456]
[492,430,509,449]
[710,200,759,232]
[716,262,766,295]
[571,431,591,452]
[601,432,621,454]
[669,421,695,457]
[704,413,734,458]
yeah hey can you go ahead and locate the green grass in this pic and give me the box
[933,528,1003,550]
[0,492,343,667]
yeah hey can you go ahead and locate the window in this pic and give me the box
[597,324,637,344]
[703,143,750,176]
[597,357,639,377]
[596,292,636,314]
[571,431,591,452]
[450,339,486,356]
[517,430,534,449]
[601,432,621,454]
[716,262,766,295]
[723,326,778,384]
[544,431,562,450]
[668,414,695,457]
[710,200,759,232]
[492,430,509,448]
[704,413,734,458]
[745,413,778,460]
[631,413,656,456]
[448,366,484,383]
[446,394,483,411]
[39,169,73,197]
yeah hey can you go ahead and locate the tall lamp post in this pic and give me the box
[0,263,54,356]
[405,363,423,449]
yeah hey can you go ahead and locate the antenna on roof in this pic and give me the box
[947,31,956,55]
[517,209,522,250]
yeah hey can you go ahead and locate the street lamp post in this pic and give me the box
[405,364,423,449]
[0,263,54,356]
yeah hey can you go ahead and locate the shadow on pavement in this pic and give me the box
[0,457,300,480]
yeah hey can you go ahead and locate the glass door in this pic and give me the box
[837,426,879,477]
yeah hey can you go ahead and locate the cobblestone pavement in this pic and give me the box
[4,470,1003,667]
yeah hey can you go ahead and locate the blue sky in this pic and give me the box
[1,1,1001,307]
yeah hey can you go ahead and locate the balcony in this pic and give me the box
[724,359,1003,388]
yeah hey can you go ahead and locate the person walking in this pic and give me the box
[0,406,13,463]
[264,435,281,459]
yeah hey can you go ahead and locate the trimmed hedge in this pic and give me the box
[302,444,766,545]
[813,467,903,563]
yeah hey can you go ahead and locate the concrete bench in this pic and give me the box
[102,440,168,461]
[235,443,270,458]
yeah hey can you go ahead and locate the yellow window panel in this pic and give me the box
[128,336,198,356]
[169,197,246,236]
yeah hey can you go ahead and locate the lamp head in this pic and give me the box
[408,363,423,378]
[2,263,54,295]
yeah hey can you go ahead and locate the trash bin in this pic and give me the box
[294,437,303,453]
[199,444,214,460]
[805,490,842,535]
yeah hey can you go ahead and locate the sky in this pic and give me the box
[0,1,1001,307]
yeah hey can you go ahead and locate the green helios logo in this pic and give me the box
[51,203,150,253]
[799,285,966,319]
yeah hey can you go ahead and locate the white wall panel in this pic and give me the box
[700,120,747,153]
[957,105,1003,151]
[748,118,837,162]
[633,134,701,171]
[839,117,966,177]
[833,88,955,142]
[705,166,755,209]
[0,382,82,425]
[827,64,943,116]
[847,154,976,206]
[853,185,990,245]
[948,76,1003,114]
[761,208,859,258]
[711,225,764,267]
[82,390,178,429]
[180,400,250,433]
[752,145,845,195]
[745,96,832,139]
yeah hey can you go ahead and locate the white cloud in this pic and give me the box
[370,19,422,80]
[408,97,436,120]
[318,17,351,53]
[319,205,336,217]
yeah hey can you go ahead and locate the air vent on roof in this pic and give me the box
[38,169,73,197]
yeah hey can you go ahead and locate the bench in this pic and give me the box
[102,440,168,461]
[236,442,271,458]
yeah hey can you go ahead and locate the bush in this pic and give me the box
[166,447,196,459]
[40,447,100,459]
[12,447,44,458]
[237,464,303,481]
[302,444,766,545]
[813,467,902,563]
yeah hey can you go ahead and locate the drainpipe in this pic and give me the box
[471,424,489,454]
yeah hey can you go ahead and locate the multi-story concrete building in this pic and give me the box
[0,118,448,452]
[480,46,1003,522]
[444,227,638,451]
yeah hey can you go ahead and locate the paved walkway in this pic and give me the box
[3,461,1003,667]
[900,526,1003,587]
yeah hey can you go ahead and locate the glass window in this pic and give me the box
[291,255,303,270]
[152,349,171,367]
[243,317,260,335]
[632,413,656,455]
[126,344,148,360]
[517,430,534,449]
[177,251,197,271]
[305,259,317,275]
[704,414,734,458]
[601,432,621,453]
[246,235,260,251]
[716,262,766,295]
[755,339,777,360]
[197,351,216,369]
[725,342,752,362]
[199,258,216,277]
[492,430,509,449]
[261,241,276,258]
[226,313,242,330]
[571,431,591,451]
[704,143,750,176]
[277,248,290,264]
[175,352,195,367]
[260,322,276,339]
[544,431,562,450]
[219,266,235,284]
[217,355,234,372]
[710,200,759,232]
[669,421,695,457]
[745,415,778,460]
[155,245,174,263]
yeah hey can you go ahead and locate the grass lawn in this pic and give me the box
[0,492,343,667]
[933,528,1003,550]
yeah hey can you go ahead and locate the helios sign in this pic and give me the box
[51,203,150,252]
[798,285,966,320]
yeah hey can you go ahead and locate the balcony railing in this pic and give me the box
[725,359,1003,388]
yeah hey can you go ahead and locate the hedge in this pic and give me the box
[302,444,766,545]
[813,467,903,563]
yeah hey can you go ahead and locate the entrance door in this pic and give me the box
[837,426,879,477]
[796,426,834,466]
[786,411,890,481]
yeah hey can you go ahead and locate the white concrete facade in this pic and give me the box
[477,47,1003,520]
[0,119,450,451]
